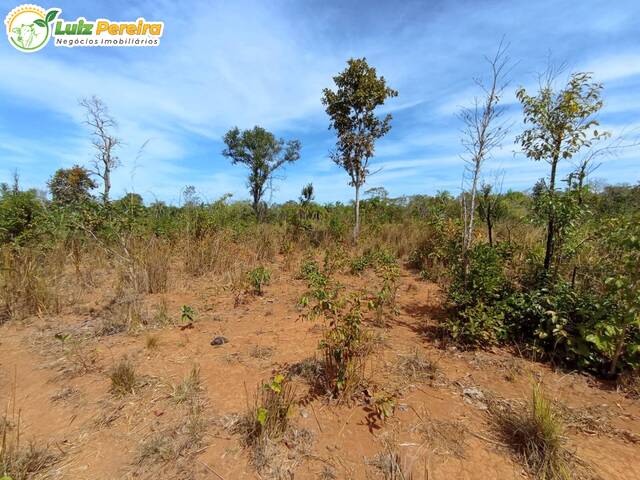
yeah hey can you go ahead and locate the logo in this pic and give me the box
[5,4,164,52]
[5,4,58,52]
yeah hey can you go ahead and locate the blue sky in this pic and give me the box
[1,0,639,204]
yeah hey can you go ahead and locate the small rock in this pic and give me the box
[397,403,409,412]
[299,408,309,418]
[463,387,488,410]
[210,336,228,346]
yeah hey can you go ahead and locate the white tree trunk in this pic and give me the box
[353,183,361,243]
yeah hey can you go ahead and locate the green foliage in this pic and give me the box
[517,71,608,273]
[245,374,295,443]
[299,183,314,205]
[319,293,369,398]
[0,188,44,244]
[322,57,398,240]
[446,302,507,347]
[448,243,510,309]
[516,72,607,163]
[222,126,301,219]
[180,305,195,323]
[368,260,400,327]
[350,247,396,275]
[297,259,342,321]
[48,165,96,206]
[248,266,271,295]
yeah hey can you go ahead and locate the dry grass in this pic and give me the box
[414,418,467,458]
[142,238,170,293]
[172,364,202,404]
[249,344,275,360]
[0,247,60,323]
[288,356,324,385]
[229,375,307,478]
[395,349,439,383]
[2,405,58,480]
[138,399,208,466]
[617,369,640,399]
[145,333,160,349]
[367,437,414,480]
[489,383,574,480]
[109,357,138,396]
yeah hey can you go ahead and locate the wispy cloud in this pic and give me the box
[1,0,639,202]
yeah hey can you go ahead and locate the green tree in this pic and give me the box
[299,183,314,205]
[477,183,505,247]
[516,71,608,275]
[48,165,96,206]
[222,126,301,220]
[322,58,398,242]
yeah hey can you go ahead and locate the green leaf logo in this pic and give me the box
[45,10,59,23]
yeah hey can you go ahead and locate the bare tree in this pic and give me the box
[459,41,511,274]
[80,96,121,204]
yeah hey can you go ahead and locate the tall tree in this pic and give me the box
[459,42,510,274]
[222,126,301,219]
[48,165,96,206]
[517,70,607,275]
[322,58,398,242]
[80,96,121,205]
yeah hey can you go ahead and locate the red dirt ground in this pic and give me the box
[1,260,638,479]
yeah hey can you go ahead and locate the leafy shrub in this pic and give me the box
[320,294,370,399]
[248,266,271,295]
[446,302,506,347]
[449,243,510,309]
[368,262,400,327]
[0,188,44,244]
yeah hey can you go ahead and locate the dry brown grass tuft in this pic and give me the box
[367,436,414,480]
[395,350,439,383]
[414,418,467,458]
[249,344,275,360]
[145,333,160,349]
[489,383,576,480]
[138,398,208,465]
[141,238,170,293]
[2,406,58,480]
[172,364,202,404]
[109,357,138,397]
[0,247,60,323]
[229,374,309,478]
[617,369,640,399]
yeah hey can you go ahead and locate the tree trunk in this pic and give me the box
[103,163,111,205]
[253,191,261,221]
[353,183,361,243]
[487,215,493,247]
[543,156,559,273]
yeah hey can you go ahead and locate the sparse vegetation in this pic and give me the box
[490,384,573,480]
[1,30,639,480]
[109,357,137,396]
[248,265,271,295]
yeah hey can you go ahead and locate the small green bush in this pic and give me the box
[248,266,271,295]
[446,302,506,347]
